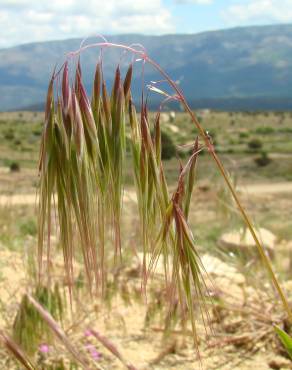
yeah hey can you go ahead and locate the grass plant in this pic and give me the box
[8,38,288,366]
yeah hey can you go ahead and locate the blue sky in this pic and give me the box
[1,0,292,48]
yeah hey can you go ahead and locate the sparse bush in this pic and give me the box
[248,138,263,151]
[20,219,37,236]
[255,126,274,135]
[161,130,176,160]
[239,131,249,138]
[14,139,22,146]
[4,130,14,140]
[254,151,272,167]
[33,128,42,136]
[279,127,292,134]
[9,161,20,172]
[197,115,203,124]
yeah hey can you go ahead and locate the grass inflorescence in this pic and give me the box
[38,51,211,346]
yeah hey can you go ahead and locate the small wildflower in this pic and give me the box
[39,344,50,353]
[84,329,92,337]
[85,343,102,360]
[90,349,102,361]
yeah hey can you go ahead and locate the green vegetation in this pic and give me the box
[9,161,20,172]
[160,131,176,160]
[275,326,292,359]
[254,151,272,167]
[13,285,64,355]
[248,138,263,151]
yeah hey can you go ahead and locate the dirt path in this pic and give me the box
[238,182,292,195]
[0,182,292,206]
[0,193,38,206]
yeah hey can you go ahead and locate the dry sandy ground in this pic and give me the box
[1,169,292,368]
[1,246,291,370]
[238,182,292,195]
[1,181,292,207]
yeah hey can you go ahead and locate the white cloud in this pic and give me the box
[224,0,292,24]
[175,0,213,4]
[0,0,174,48]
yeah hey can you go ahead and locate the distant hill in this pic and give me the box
[1,24,292,111]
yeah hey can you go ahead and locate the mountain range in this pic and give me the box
[1,24,292,111]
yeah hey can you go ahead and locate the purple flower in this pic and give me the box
[39,344,50,353]
[84,343,102,361]
[84,329,92,337]
[90,349,102,361]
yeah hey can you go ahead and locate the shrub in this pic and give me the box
[279,127,292,134]
[239,131,249,139]
[14,139,22,146]
[33,128,42,136]
[161,130,176,160]
[254,151,272,167]
[9,161,20,172]
[20,219,37,236]
[248,138,263,151]
[254,126,274,135]
[4,130,14,140]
